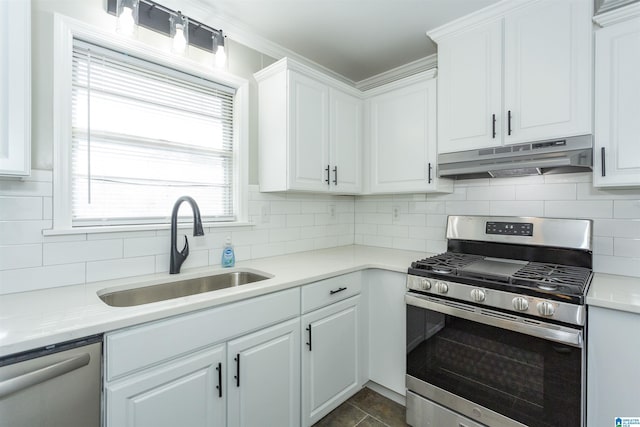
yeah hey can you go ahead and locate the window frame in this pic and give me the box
[52,13,249,233]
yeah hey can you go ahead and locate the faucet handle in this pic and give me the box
[180,235,190,258]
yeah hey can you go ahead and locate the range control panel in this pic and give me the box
[486,221,533,236]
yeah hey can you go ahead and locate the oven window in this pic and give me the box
[406,305,582,427]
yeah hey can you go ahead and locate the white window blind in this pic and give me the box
[71,39,235,226]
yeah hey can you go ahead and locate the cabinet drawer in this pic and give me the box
[105,288,300,381]
[301,272,361,313]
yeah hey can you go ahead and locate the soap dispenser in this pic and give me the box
[221,237,235,268]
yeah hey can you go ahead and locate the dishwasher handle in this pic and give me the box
[0,353,90,399]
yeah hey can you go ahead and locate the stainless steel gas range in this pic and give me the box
[405,215,592,427]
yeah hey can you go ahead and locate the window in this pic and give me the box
[71,39,236,226]
[52,15,248,232]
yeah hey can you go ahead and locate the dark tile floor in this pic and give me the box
[313,387,407,427]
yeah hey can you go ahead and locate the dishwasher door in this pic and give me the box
[0,335,102,427]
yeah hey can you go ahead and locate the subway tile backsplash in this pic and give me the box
[0,171,355,295]
[1,170,639,295]
[355,173,640,278]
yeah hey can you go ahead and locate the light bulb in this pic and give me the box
[172,23,187,53]
[216,45,227,68]
[118,6,136,36]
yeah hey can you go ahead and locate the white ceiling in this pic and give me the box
[197,0,501,82]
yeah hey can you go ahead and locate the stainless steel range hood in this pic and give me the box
[438,134,593,180]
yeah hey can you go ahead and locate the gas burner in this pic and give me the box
[537,283,559,291]
[433,267,453,274]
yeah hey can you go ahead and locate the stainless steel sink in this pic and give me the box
[98,271,270,307]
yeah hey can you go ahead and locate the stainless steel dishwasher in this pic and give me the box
[0,335,102,427]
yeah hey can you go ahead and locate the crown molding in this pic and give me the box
[593,1,640,26]
[362,69,438,97]
[355,54,438,91]
[427,0,536,42]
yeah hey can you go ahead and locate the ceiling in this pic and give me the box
[197,0,501,83]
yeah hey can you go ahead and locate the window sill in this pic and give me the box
[42,221,255,237]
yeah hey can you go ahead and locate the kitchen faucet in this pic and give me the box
[170,196,205,274]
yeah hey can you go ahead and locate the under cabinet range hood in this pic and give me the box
[438,134,593,179]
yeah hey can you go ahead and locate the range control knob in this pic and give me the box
[435,281,449,294]
[470,289,486,302]
[537,301,555,317]
[512,297,529,311]
[420,278,432,291]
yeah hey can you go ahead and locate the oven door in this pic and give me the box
[406,292,584,427]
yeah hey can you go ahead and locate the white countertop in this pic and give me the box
[587,273,640,314]
[0,245,424,357]
[2,244,639,358]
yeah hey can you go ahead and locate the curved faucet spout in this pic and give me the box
[170,196,205,274]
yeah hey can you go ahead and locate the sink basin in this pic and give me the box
[98,271,271,307]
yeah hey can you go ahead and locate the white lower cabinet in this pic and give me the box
[226,318,300,427]
[302,296,361,426]
[105,345,226,427]
[587,306,640,426]
[103,288,300,427]
[367,270,406,396]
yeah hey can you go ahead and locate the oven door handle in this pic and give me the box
[405,294,583,348]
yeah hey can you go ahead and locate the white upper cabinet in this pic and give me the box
[0,0,31,177]
[366,71,452,194]
[436,21,502,152]
[593,4,640,187]
[255,58,362,194]
[431,0,593,154]
[289,71,330,192]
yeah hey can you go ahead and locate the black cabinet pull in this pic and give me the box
[427,163,433,184]
[234,354,240,387]
[325,165,330,185]
[330,286,347,295]
[306,325,312,351]
[216,362,222,397]
[332,166,338,185]
[601,147,606,177]
[492,114,496,138]
[507,110,512,136]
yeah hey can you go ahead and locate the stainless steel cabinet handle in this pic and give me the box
[0,353,90,399]
[601,147,606,177]
[332,166,338,185]
[306,325,312,351]
[507,110,512,135]
[427,163,433,184]
[325,165,330,185]
[329,286,347,295]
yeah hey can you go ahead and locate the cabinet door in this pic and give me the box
[437,20,502,153]
[105,345,225,427]
[369,79,438,193]
[302,296,361,426]
[226,318,300,427]
[0,0,30,176]
[503,0,592,144]
[330,88,362,194]
[289,71,330,191]
[594,17,640,187]
[587,307,640,426]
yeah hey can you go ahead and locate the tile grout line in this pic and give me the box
[347,402,370,426]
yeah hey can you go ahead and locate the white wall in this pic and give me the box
[355,173,640,277]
